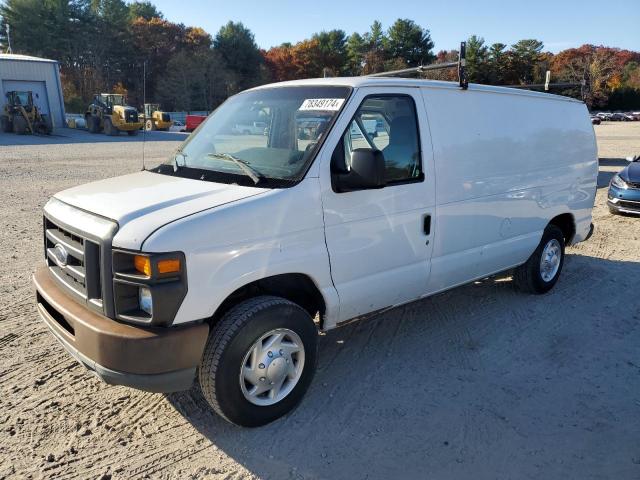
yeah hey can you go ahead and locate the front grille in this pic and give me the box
[617,200,640,210]
[44,218,102,308]
[125,110,139,123]
[627,181,640,189]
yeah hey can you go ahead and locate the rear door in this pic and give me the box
[318,87,436,322]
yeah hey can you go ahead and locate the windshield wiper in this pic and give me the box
[207,153,262,185]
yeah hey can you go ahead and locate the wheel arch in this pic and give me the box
[209,273,327,330]
[548,213,576,245]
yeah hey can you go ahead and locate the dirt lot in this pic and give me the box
[1,124,639,480]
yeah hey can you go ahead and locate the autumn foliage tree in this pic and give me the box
[1,2,639,111]
[551,45,640,108]
[263,44,298,82]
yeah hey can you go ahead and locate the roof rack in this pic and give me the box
[368,43,586,99]
[500,71,585,92]
[368,41,468,90]
[498,72,586,100]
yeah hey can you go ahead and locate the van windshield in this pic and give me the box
[154,86,351,187]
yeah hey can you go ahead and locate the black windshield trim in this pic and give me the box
[150,164,297,189]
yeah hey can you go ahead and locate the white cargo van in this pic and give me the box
[34,77,597,426]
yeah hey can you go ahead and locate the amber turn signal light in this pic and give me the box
[157,259,181,274]
[134,256,181,276]
[134,255,152,276]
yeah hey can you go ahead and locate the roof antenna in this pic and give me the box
[544,70,551,91]
[141,60,147,171]
[5,24,13,54]
[458,41,468,90]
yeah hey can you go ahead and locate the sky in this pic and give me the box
[144,0,640,53]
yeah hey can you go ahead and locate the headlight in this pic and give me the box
[112,250,187,326]
[611,174,628,189]
[139,287,153,315]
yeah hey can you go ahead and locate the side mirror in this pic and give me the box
[334,148,386,192]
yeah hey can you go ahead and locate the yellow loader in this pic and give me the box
[141,103,173,131]
[85,94,143,136]
[1,91,52,135]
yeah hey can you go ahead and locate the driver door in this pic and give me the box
[319,87,436,322]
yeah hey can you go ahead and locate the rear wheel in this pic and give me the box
[37,115,53,134]
[13,116,27,134]
[87,116,100,133]
[145,119,154,131]
[1,115,12,133]
[513,224,565,294]
[198,296,318,427]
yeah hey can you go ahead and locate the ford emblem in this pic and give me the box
[52,243,69,267]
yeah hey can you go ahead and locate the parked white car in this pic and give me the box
[34,77,597,427]
[233,121,268,135]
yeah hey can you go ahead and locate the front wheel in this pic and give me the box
[198,296,318,427]
[104,118,118,136]
[513,224,565,294]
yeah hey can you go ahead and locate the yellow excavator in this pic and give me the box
[1,91,52,135]
[141,103,173,131]
[85,94,143,135]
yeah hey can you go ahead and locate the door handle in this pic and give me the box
[423,215,431,236]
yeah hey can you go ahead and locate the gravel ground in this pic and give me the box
[1,124,639,480]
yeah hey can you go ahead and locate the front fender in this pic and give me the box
[178,228,338,325]
[140,178,340,328]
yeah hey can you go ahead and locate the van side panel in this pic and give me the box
[421,87,597,292]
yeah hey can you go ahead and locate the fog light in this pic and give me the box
[139,287,153,315]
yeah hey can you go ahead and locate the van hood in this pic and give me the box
[54,171,267,226]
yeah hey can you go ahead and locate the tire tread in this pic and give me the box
[513,224,564,294]
[198,295,300,424]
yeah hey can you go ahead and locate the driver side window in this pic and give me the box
[339,95,422,183]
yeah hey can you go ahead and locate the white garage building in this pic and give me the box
[0,53,66,128]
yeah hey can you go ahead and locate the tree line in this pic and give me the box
[1,0,639,112]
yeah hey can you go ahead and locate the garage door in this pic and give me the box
[2,80,50,115]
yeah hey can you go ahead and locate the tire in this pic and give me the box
[145,119,154,131]
[198,295,318,427]
[87,116,100,133]
[13,116,27,134]
[1,115,12,133]
[104,118,118,136]
[513,224,565,294]
[37,115,53,135]
[127,129,138,136]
